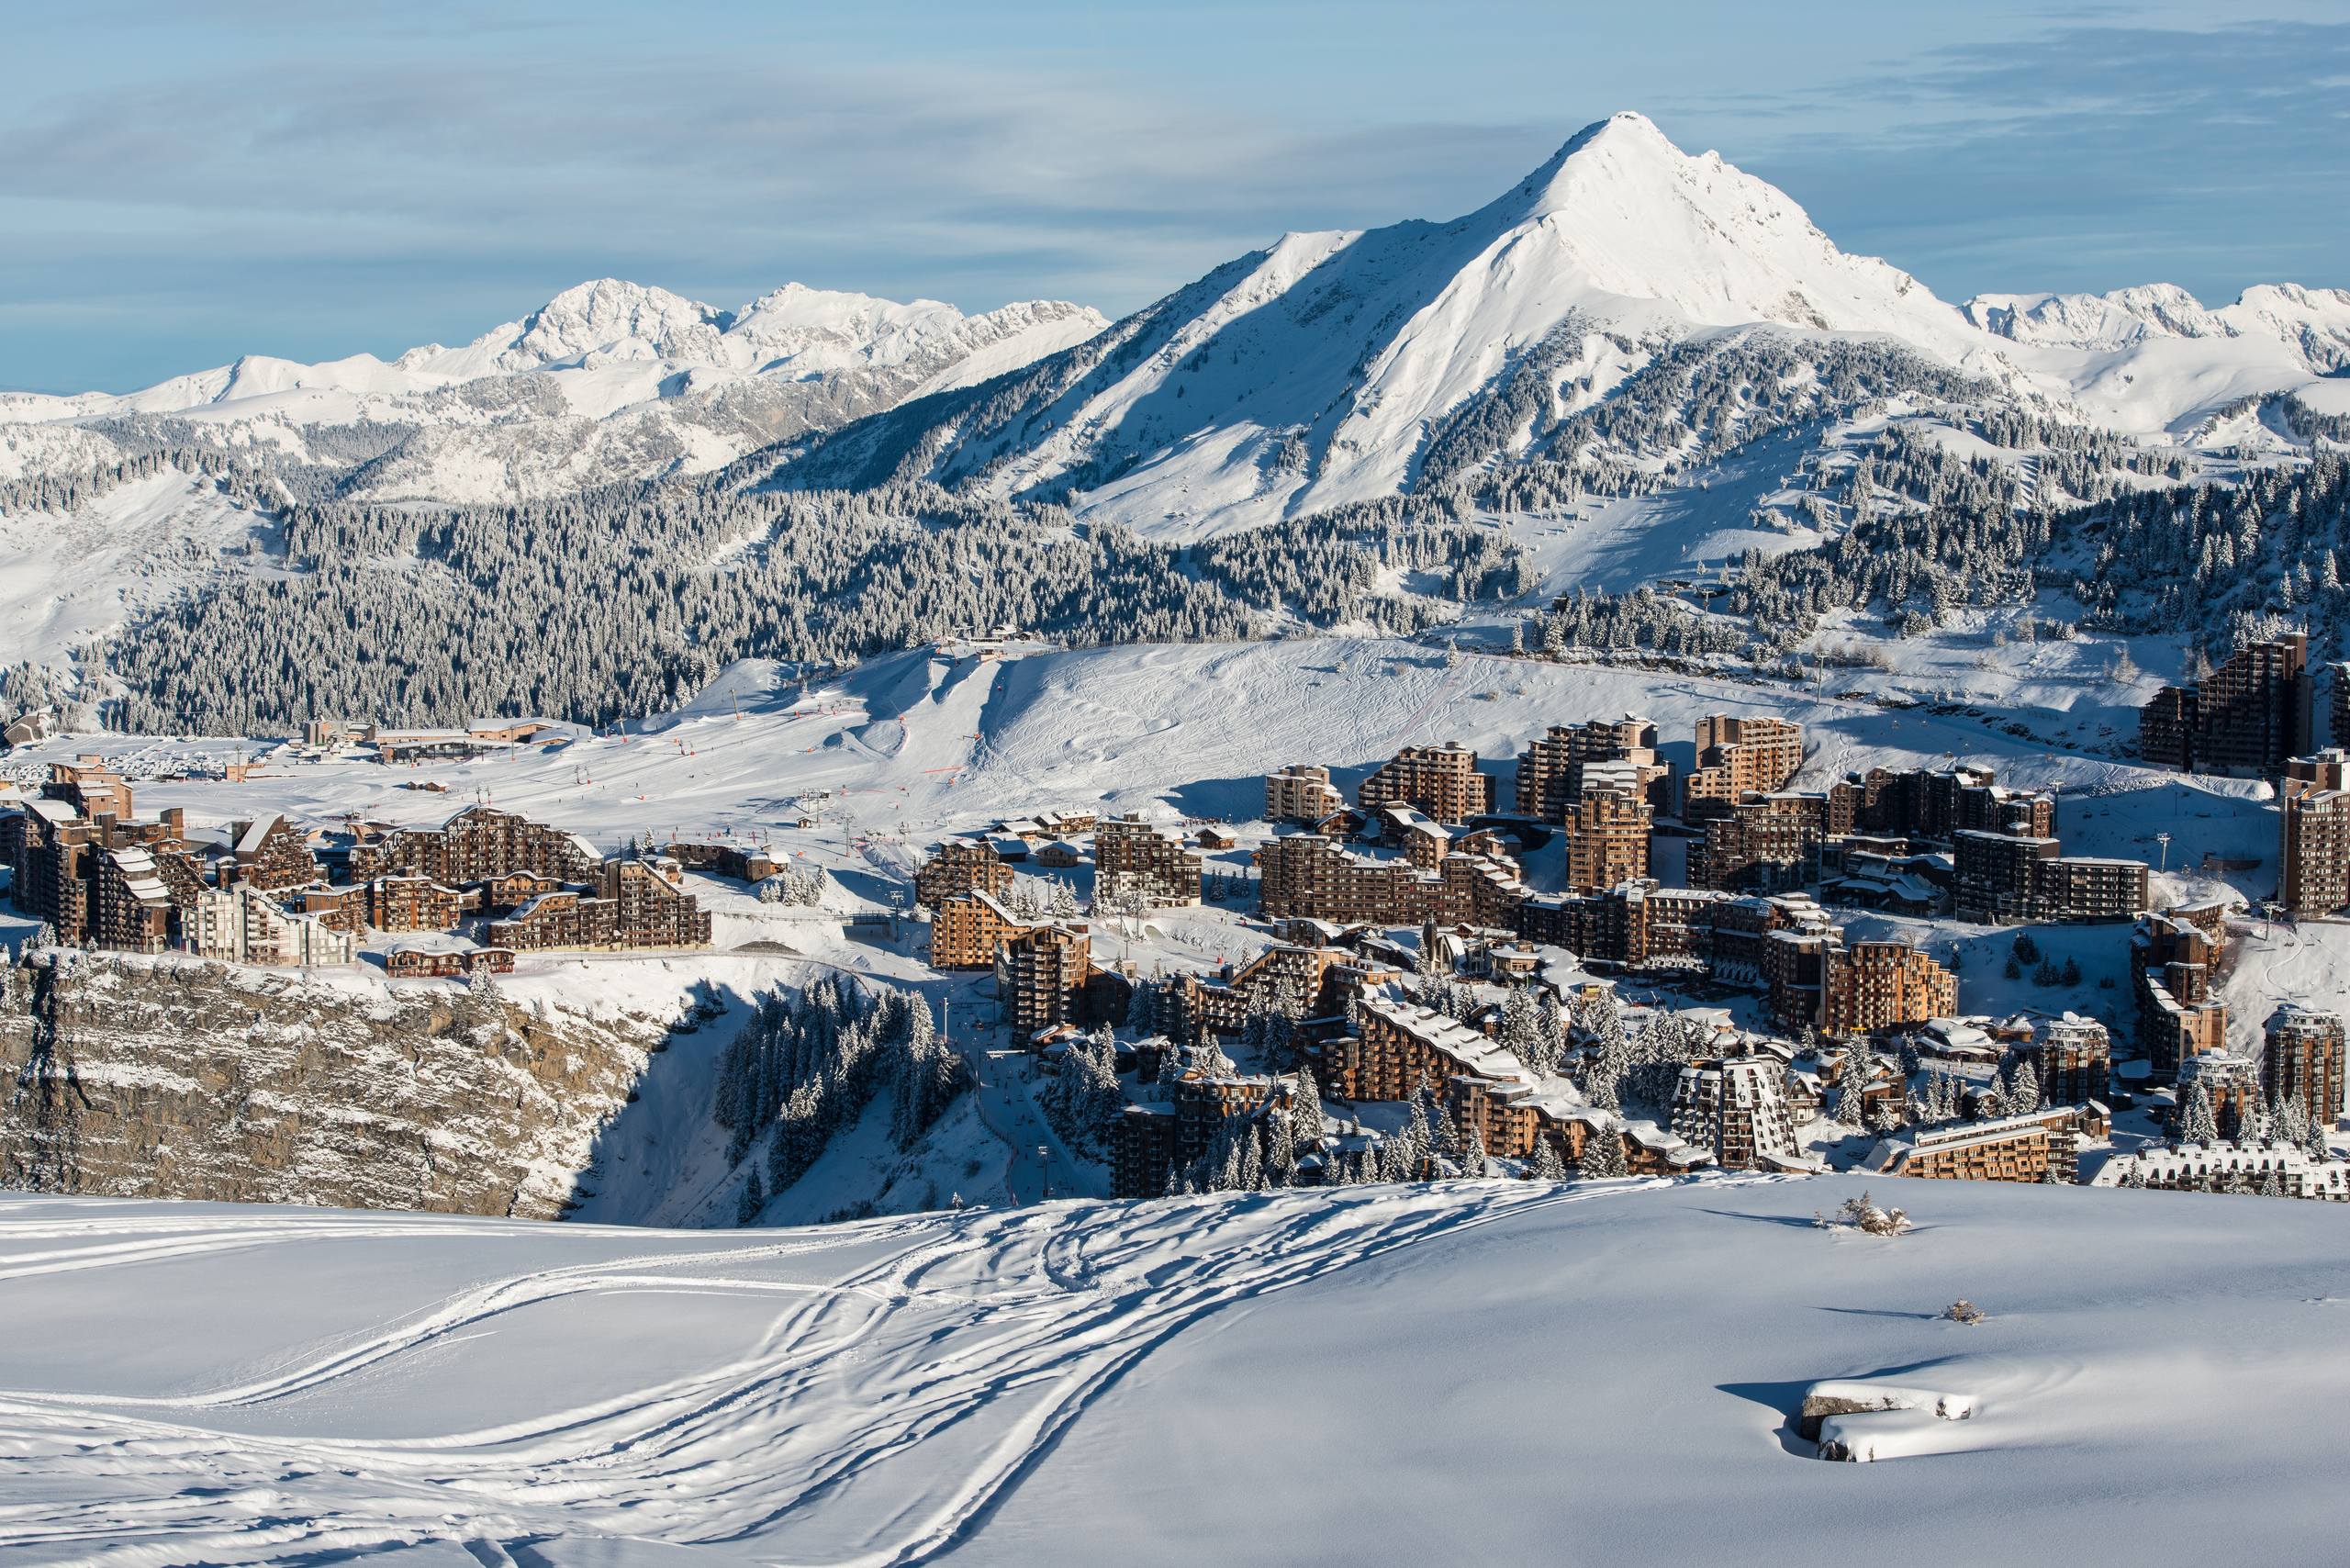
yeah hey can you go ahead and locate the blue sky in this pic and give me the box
[6,1,2346,393]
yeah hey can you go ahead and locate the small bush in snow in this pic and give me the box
[1814,1191,1911,1237]
[1942,1299,1986,1326]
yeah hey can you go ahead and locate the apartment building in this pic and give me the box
[1093,813,1203,907]
[2102,1140,2350,1198]
[1514,879,1733,970]
[1374,804,1454,870]
[2178,1050,2260,1140]
[997,921,1091,1036]
[1819,940,1958,1036]
[295,882,367,935]
[1308,998,1616,1170]
[2029,854,2151,924]
[1853,765,2052,842]
[41,761,135,823]
[484,858,711,952]
[186,883,358,967]
[1759,925,1838,1030]
[1692,790,1832,891]
[2139,630,2311,775]
[2032,1013,2112,1107]
[1683,716,1803,820]
[1513,716,1665,822]
[1356,742,1493,824]
[1562,785,1652,894]
[6,771,195,946]
[1112,1071,1286,1198]
[1265,764,1347,824]
[663,840,785,885]
[931,890,1037,969]
[93,846,176,954]
[1437,850,1529,929]
[1709,892,1836,986]
[364,874,464,933]
[1953,832,2149,924]
[224,813,320,891]
[2264,1005,2345,1128]
[913,837,1014,910]
[2134,909,2229,1081]
[350,804,600,888]
[1169,945,1397,1041]
[1953,831,2054,924]
[385,946,515,979]
[1668,1056,1809,1171]
[2279,749,2350,917]
[1863,1114,2073,1183]
[1258,834,1430,926]
[1306,995,1530,1104]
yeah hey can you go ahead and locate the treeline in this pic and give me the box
[0,444,295,517]
[106,480,1524,733]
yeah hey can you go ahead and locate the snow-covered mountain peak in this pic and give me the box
[491,278,733,371]
[1470,111,1973,351]
[1497,109,1681,213]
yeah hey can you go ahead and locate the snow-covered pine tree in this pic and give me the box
[2005,1058,2042,1117]
[1577,1119,1628,1179]
[1289,1067,1325,1159]
[2179,1081,2221,1147]
[1574,994,1631,1109]
[1528,1136,1567,1182]
[1838,1038,1878,1126]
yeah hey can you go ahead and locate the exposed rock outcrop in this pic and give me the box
[0,951,669,1217]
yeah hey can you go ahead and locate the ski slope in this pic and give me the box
[3,1175,2348,1564]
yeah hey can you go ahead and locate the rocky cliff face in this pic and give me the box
[0,951,672,1218]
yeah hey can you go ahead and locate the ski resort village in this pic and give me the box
[8,618,2350,1216]
[6,54,2350,1563]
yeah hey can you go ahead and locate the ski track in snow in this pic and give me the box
[0,1178,1744,1565]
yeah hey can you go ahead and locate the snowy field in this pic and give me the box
[3,1176,2348,1564]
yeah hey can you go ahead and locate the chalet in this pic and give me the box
[386,946,516,979]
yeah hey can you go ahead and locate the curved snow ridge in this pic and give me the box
[0,1177,1755,1565]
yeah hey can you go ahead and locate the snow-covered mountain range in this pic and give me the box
[760,111,2349,535]
[1964,281,2350,365]
[4,108,2347,698]
[0,280,1105,501]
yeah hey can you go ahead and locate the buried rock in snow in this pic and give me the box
[1800,1380,1975,1462]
